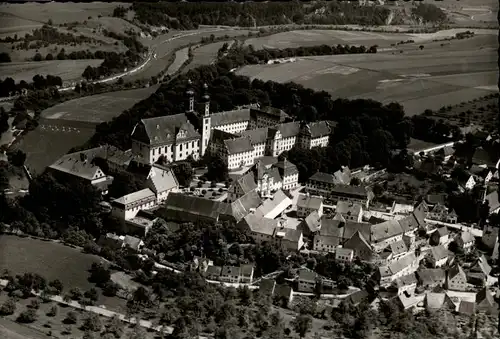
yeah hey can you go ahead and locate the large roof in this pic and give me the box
[255,189,292,219]
[296,194,323,210]
[49,153,104,181]
[388,253,416,275]
[303,211,321,233]
[147,165,179,193]
[233,171,257,195]
[430,245,449,262]
[222,190,261,222]
[224,137,254,155]
[331,184,369,198]
[132,114,200,146]
[274,158,299,177]
[370,219,404,243]
[240,127,269,145]
[448,263,466,280]
[336,201,362,216]
[275,121,300,138]
[308,171,336,184]
[250,106,289,120]
[306,121,332,138]
[163,193,223,221]
[484,191,499,214]
[210,108,250,127]
[240,213,278,236]
[113,188,156,206]
[417,268,446,285]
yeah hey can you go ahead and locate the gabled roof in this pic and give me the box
[470,255,492,276]
[163,193,223,221]
[297,194,323,210]
[331,184,369,198]
[425,293,455,310]
[472,146,498,167]
[317,218,344,238]
[458,300,475,315]
[389,240,408,256]
[426,194,446,206]
[460,231,475,244]
[255,189,292,219]
[49,153,105,181]
[224,137,254,155]
[298,268,317,282]
[308,171,336,184]
[344,231,372,252]
[431,203,448,214]
[132,114,200,145]
[306,121,331,138]
[240,213,278,236]
[343,221,371,242]
[210,108,250,127]
[417,269,446,285]
[279,227,302,243]
[336,201,362,216]
[430,245,449,262]
[388,253,417,275]
[398,214,419,233]
[448,263,466,281]
[240,127,269,145]
[222,265,240,277]
[250,106,289,120]
[484,191,499,214]
[259,278,276,295]
[395,273,417,288]
[233,171,257,195]
[222,190,262,222]
[333,167,351,185]
[206,265,222,276]
[275,121,300,138]
[433,227,449,238]
[147,164,179,193]
[274,158,299,177]
[476,287,495,308]
[113,188,156,206]
[123,235,142,250]
[303,211,321,233]
[344,290,369,305]
[370,219,404,243]
[240,264,254,277]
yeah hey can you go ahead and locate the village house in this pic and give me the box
[254,189,292,219]
[427,245,451,268]
[445,210,458,224]
[377,253,418,287]
[313,219,344,253]
[220,266,241,283]
[205,265,223,281]
[296,193,324,218]
[227,171,258,203]
[446,264,468,291]
[274,224,304,251]
[430,227,450,246]
[466,255,492,287]
[458,300,476,316]
[343,290,370,307]
[335,201,363,222]
[300,211,322,238]
[375,240,408,265]
[190,256,214,273]
[483,190,500,215]
[297,269,317,292]
[456,231,475,253]
[274,158,299,190]
[396,294,425,310]
[458,174,476,191]
[123,235,144,252]
[239,214,278,244]
[417,268,446,289]
[97,234,143,252]
[274,284,294,307]
[370,219,404,252]
[424,293,456,313]
[249,160,282,197]
[330,184,373,208]
[220,190,262,223]
[335,248,354,264]
[427,203,449,221]
[343,231,374,262]
[305,172,337,198]
[482,224,498,252]
[391,273,418,296]
[48,152,114,195]
[111,188,157,220]
[145,164,179,203]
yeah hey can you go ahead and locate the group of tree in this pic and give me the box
[412,3,447,24]
[36,49,120,62]
[13,25,96,50]
[130,1,394,29]
[0,52,11,63]
[0,75,63,98]
[222,43,378,67]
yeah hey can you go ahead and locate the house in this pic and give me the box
[427,203,449,221]
[313,219,344,253]
[190,256,213,273]
[249,159,282,197]
[483,190,500,215]
[259,278,276,297]
[481,224,498,251]
[205,265,222,281]
[255,189,292,219]
[330,184,372,208]
[425,194,446,208]
[97,233,125,250]
[48,151,114,195]
[456,232,475,253]
[305,172,336,197]
[343,290,370,306]
[446,264,468,291]
[111,188,157,220]
[475,287,495,312]
[396,293,425,310]
[297,269,317,292]
[220,190,262,223]
[427,245,451,268]
[333,166,352,185]
[296,193,324,218]
[335,248,354,263]
[335,201,363,222]
[467,255,492,286]
[370,219,404,252]
[377,253,418,287]
[430,227,449,246]
[378,240,408,264]
[239,264,254,284]
[300,211,322,237]
[220,265,241,283]
[274,224,304,251]
[145,164,179,203]
[458,174,476,191]
[123,235,144,252]
[273,158,299,190]
[417,269,446,289]
[424,293,456,312]
[458,300,476,316]
[471,146,499,168]
[392,273,418,296]
[239,214,278,244]
[343,231,374,262]
[226,171,257,203]
[445,209,458,224]
[274,284,294,307]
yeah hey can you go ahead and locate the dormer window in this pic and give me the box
[178,130,186,138]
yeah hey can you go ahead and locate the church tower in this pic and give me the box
[201,83,211,157]
[186,79,195,113]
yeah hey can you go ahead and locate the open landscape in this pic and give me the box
[1,1,499,339]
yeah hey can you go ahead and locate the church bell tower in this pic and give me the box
[200,83,211,157]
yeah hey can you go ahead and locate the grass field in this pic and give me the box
[0,59,102,84]
[166,47,189,76]
[42,85,159,123]
[183,41,227,73]
[237,33,496,116]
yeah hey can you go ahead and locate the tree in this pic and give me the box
[45,53,54,61]
[64,311,78,324]
[7,150,26,167]
[105,315,123,338]
[88,263,111,287]
[103,281,119,297]
[33,53,43,62]
[49,279,64,294]
[0,52,11,63]
[81,313,102,332]
[292,314,312,338]
[47,305,58,317]
[69,287,83,301]
[0,298,16,315]
[17,308,37,323]
[84,288,99,302]
[205,155,228,183]
[419,45,424,50]
[126,325,147,339]
[83,65,96,80]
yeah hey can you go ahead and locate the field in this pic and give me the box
[166,47,189,76]
[0,60,102,84]
[237,33,497,116]
[183,41,228,73]
[42,85,158,123]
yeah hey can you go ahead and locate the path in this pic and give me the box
[425,219,483,237]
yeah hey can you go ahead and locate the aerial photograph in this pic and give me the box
[0,0,498,338]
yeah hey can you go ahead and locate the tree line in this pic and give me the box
[33,49,123,62]
[0,75,63,98]
[12,25,97,51]
[129,1,394,29]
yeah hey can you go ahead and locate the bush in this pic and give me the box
[33,53,43,61]
[81,313,102,332]
[0,298,16,315]
[64,311,78,324]
[17,309,37,323]
[102,281,119,297]
[47,305,58,317]
[29,299,40,309]
[69,287,83,301]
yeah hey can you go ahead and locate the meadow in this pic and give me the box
[237,33,497,116]
[183,40,228,73]
[0,60,102,84]
[166,47,189,76]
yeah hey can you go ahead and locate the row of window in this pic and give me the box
[151,140,200,156]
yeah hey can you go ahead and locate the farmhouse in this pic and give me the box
[376,252,418,287]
